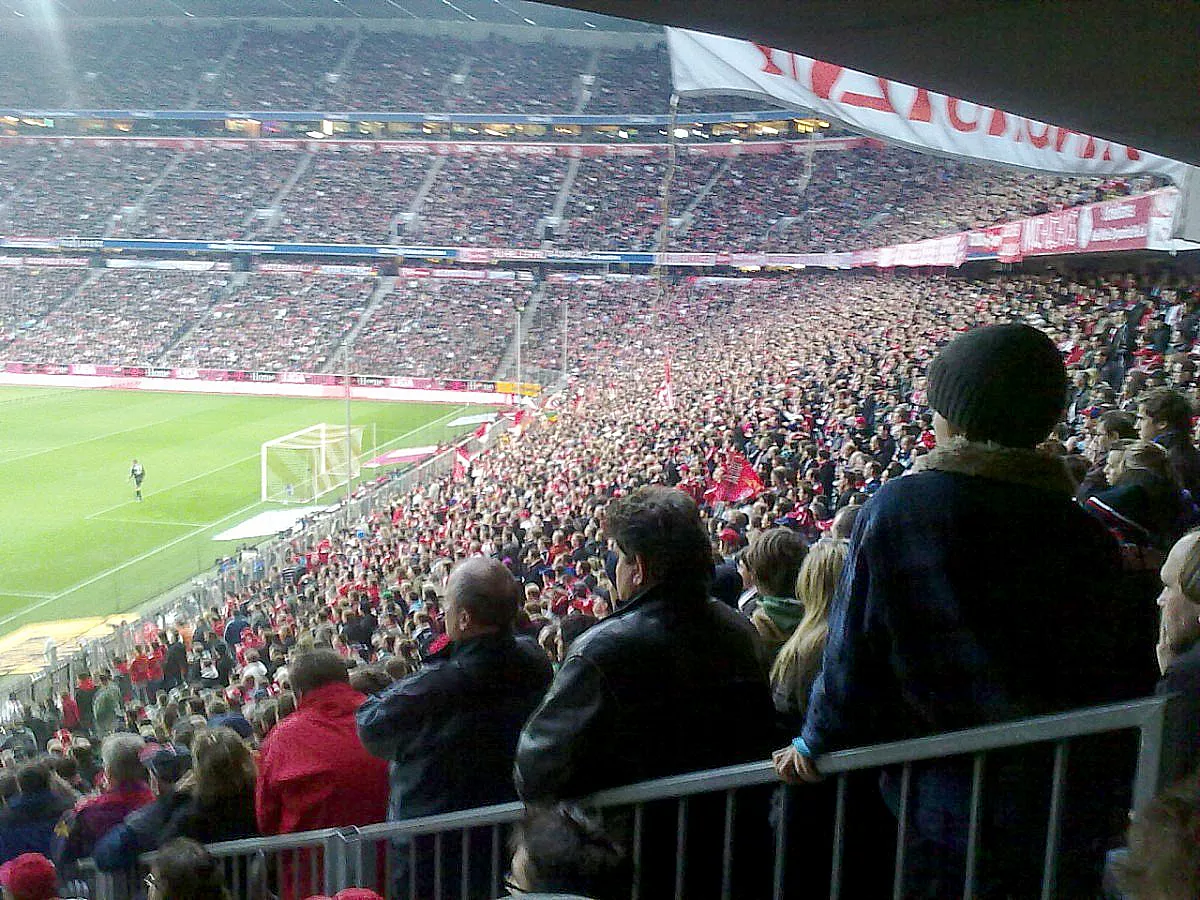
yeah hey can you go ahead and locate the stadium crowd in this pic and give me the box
[6,270,229,366]
[352,278,529,381]
[0,140,1161,254]
[164,274,375,374]
[0,268,89,347]
[0,24,739,114]
[1,269,1198,898]
[273,154,432,245]
[194,26,350,112]
[450,38,592,113]
[0,146,173,239]
[414,155,568,247]
[112,150,302,242]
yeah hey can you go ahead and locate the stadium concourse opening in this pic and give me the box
[0,3,1195,900]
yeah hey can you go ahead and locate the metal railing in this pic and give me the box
[84,696,1171,900]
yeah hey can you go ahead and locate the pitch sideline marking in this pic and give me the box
[0,590,54,599]
[7,403,479,628]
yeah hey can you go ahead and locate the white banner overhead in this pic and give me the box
[666,28,1196,191]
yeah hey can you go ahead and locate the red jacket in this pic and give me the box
[256,681,388,835]
[60,695,80,730]
[256,682,388,900]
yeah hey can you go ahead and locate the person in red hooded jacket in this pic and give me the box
[255,648,389,900]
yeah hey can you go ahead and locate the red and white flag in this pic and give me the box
[473,422,488,440]
[452,449,471,482]
[656,356,676,410]
[709,450,764,503]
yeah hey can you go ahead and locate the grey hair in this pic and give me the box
[101,732,147,783]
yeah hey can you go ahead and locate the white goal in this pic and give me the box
[261,423,364,504]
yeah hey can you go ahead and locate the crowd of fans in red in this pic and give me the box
[0,270,1198,898]
[0,141,1160,253]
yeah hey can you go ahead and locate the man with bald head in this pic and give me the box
[357,557,552,896]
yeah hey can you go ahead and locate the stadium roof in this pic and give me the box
[10,0,655,31]
[544,0,1200,167]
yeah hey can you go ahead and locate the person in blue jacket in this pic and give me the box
[775,323,1157,898]
[0,762,72,864]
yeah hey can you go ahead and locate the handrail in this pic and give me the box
[333,696,1172,844]
[78,695,1170,900]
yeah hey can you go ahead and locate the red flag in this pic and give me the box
[713,450,764,502]
[452,449,471,482]
[473,423,488,440]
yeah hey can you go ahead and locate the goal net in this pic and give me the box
[261,424,364,504]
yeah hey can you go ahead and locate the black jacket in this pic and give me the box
[357,631,552,821]
[1157,429,1200,500]
[1157,642,1200,782]
[161,794,259,846]
[515,584,777,803]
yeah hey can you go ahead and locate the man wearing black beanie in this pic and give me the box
[775,323,1157,897]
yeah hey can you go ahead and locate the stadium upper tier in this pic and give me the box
[0,140,1160,252]
[0,23,718,115]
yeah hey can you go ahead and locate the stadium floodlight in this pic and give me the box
[261,423,364,504]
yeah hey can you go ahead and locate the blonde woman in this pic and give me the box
[769,539,850,733]
[1086,439,1188,555]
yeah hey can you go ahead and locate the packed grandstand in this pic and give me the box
[0,6,1197,900]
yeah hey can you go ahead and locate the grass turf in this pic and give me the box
[0,387,487,635]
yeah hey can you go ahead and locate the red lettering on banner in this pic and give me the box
[1102,144,1113,161]
[754,44,784,75]
[1126,146,1142,161]
[840,77,895,114]
[1052,126,1074,152]
[1023,121,1053,150]
[946,98,980,133]
[907,88,932,122]
[986,109,1008,136]
[810,60,843,100]
[1081,136,1097,159]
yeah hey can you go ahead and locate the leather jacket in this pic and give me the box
[516,583,777,802]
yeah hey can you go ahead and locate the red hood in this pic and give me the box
[297,680,367,718]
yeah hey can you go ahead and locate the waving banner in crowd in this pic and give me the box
[666,27,1200,241]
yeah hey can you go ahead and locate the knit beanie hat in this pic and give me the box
[927,323,1067,448]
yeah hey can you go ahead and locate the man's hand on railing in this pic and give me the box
[773,744,822,784]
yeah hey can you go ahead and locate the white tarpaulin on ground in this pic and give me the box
[447,413,499,428]
[214,506,333,542]
[362,445,439,469]
[666,27,1200,241]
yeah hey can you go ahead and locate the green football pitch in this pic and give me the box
[0,387,490,636]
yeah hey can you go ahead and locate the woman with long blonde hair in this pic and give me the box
[769,539,850,732]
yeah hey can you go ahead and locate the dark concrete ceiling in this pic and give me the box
[537,0,1200,166]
